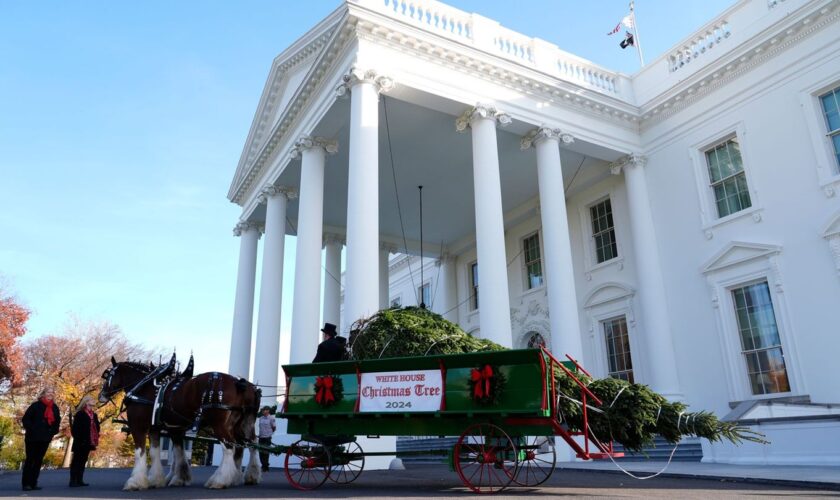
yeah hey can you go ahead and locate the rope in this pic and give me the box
[587,427,680,480]
[609,386,627,408]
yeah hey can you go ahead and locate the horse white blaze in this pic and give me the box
[244,447,262,485]
[205,446,238,489]
[123,448,149,490]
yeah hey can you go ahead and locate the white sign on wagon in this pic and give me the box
[359,369,443,412]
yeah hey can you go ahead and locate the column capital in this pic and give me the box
[335,66,394,98]
[233,221,263,237]
[435,252,456,267]
[323,232,345,247]
[609,153,648,175]
[379,242,398,253]
[455,103,512,132]
[258,185,298,204]
[290,136,339,159]
[520,127,574,150]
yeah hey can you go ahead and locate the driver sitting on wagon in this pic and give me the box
[312,323,347,363]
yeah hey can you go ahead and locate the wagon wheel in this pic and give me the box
[454,422,519,494]
[284,438,332,490]
[329,440,365,483]
[511,435,556,487]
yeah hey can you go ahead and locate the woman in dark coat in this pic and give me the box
[21,387,61,491]
[69,396,100,487]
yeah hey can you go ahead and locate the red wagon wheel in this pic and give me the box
[454,422,519,494]
[284,438,332,490]
[511,435,556,487]
[329,440,365,483]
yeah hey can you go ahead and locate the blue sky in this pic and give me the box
[0,0,733,374]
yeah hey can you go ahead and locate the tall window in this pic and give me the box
[820,86,840,172]
[469,262,479,311]
[732,281,790,395]
[603,316,633,383]
[705,138,751,218]
[417,283,431,307]
[523,233,543,289]
[590,199,618,263]
[390,296,402,308]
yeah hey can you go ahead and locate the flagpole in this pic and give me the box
[630,1,645,67]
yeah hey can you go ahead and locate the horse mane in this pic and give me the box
[121,361,154,373]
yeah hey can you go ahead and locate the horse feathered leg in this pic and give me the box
[123,446,150,491]
[233,446,245,486]
[244,446,262,485]
[205,445,238,489]
[167,433,191,486]
[148,431,167,488]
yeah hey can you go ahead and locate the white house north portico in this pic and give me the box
[225,0,840,467]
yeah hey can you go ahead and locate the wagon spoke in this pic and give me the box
[284,439,331,490]
[512,435,556,487]
[454,422,518,493]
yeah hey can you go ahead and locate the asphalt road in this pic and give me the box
[0,464,837,499]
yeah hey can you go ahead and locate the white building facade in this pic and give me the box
[227,0,840,466]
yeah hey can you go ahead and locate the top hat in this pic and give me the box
[321,322,338,336]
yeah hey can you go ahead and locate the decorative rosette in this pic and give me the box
[314,375,343,408]
[468,364,506,406]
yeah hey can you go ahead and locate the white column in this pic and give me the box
[337,67,393,332]
[252,185,295,400]
[456,104,513,348]
[521,127,583,359]
[323,234,343,329]
[289,137,337,364]
[379,243,395,309]
[434,254,458,323]
[612,154,682,399]
[227,222,261,378]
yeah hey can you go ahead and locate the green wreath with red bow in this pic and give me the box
[468,364,506,406]
[314,375,343,408]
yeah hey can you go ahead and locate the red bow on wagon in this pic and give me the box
[470,365,494,399]
[314,376,335,405]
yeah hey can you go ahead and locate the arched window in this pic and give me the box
[526,332,546,349]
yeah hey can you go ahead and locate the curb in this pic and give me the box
[555,465,840,491]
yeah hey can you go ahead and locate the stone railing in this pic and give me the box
[355,0,629,98]
[668,20,732,72]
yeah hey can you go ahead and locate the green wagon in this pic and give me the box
[279,347,623,493]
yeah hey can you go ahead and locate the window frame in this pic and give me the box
[521,231,545,291]
[390,295,402,308]
[582,282,644,383]
[689,123,762,236]
[578,191,625,278]
[468,261,479,311]
[800,76,840,197]
[589,198,620,265]
[704,137,752,219]
[417,282,431,307]
[602,315,634,383]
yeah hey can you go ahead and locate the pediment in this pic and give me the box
[583,282,635,309]
[702,241,782,274]
[821,211,840,238]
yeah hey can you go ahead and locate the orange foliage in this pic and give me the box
[0,285,29,384]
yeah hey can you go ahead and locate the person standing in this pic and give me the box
[69,396,100,487]
[257,406,276,472]
[21,387,61,491]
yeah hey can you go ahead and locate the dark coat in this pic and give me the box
[71,410,100,452]
[312,336,347,363]
[21,400,61,443]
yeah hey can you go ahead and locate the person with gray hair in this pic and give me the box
[69,395,100,487]
[21,387,61,491]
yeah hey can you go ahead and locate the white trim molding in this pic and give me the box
[799,74,840,198]
[821,210,840,276]
[582,282,642,381]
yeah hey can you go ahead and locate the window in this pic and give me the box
[732,281,790,395]
[526,332,546,349]
[523,233,543,289]
[390,296,402,308]
[417,283,431,307]
[819,86,840,172]
[705,138,751,218]
[469,262,479,311]
[603,316,633,383]
[590,199,618,263]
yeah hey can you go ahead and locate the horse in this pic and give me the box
[99,356,263,490]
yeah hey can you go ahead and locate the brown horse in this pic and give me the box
[99,356,263,490]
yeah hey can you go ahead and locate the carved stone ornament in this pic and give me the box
[232,221,262,237]
[455,103,512,132]
[335,66,394,98]
[258,185,298,204]
[322,233,345,246]
[520,127,574,150]
[608,153,647,175]
[290,136,339,159]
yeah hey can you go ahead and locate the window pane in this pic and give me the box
[706,148,722,182]
[603,317,633,383]
[591,199,618,263]
[822,91,840,131]
[733,282,789,395]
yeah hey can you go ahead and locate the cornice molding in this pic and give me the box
[639,0,840,129]
[335,66,395,97]
[455,103,511,132]
[290,135,339,159]
[520,127,575,150]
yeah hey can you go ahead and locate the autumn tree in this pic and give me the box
[0,280,29,385]
[3,316,159,468]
